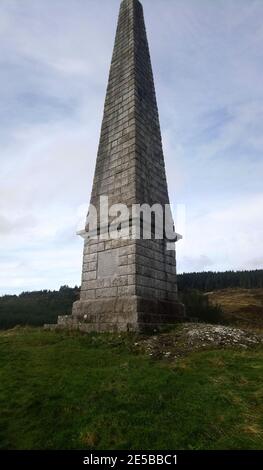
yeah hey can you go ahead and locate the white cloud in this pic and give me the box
[177,194,263,272]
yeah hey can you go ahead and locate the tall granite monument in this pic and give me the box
[50,0,185,332]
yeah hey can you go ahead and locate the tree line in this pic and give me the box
[177,269,263,292]
[0,286,80,330]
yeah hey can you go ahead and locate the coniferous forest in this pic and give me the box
[0,286,80,329]
[177,269,263,291]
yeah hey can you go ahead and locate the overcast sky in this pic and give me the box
[1,0,263,295]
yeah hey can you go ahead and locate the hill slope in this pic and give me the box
[0,327,262,450]
[207,288,263,328]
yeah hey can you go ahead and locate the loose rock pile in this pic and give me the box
[135,323,263,360]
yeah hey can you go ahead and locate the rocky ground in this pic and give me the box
[134,323,263,360]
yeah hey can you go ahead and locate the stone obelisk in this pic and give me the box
[53,0,185,332]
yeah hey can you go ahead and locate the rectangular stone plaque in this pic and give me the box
[98,249,119,279]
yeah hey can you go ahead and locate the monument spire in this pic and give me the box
[91,0,169,213]
[48,0,185,332]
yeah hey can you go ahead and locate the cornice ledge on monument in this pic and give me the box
[77,217,182,243]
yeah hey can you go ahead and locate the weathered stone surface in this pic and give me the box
[44,296,184,333]
[47,0,185,333]
[97,249,119,279]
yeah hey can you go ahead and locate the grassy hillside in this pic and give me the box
[0,327,263,450]
[207,288,263,328]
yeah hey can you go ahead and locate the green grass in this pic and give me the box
[0,328,262,450]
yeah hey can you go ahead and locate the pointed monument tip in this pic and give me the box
[121,0,142,6]
[120,0,143,13]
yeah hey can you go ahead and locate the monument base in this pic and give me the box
[44,296,185,333]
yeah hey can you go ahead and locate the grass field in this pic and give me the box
[0,327,262,450]
[207,288,263,328]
